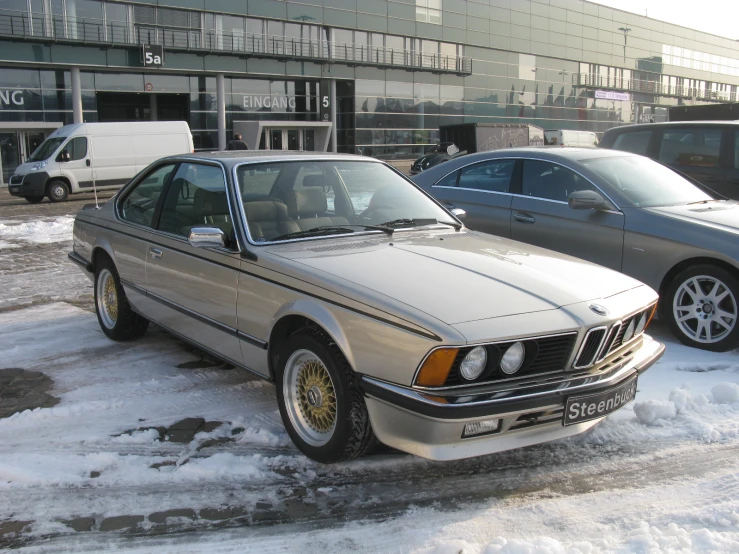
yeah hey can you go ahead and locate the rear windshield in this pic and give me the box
[27,137,66,162]
[581,156,713,208]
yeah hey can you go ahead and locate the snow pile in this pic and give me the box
[0,216,74,244]
[712,383,739,404]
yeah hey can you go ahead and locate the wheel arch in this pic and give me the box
[267,301,355,382]
[90,244,116,274]
[659,256,739,302]
[45,176,72,195]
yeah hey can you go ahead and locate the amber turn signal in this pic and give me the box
[645,304,657,330]
[415,348,458,387]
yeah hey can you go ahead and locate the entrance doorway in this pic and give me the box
[263,128,316,151]
[0,131,48,185]
[97,92,189,122]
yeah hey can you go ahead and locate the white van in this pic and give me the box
[8,121,193,203]
[544,129,599,148]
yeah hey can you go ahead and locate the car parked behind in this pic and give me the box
[412,147,739,352]
[544,130,599,148]
[599,121,739,200]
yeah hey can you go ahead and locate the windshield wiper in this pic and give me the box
[687,199,723,205]
[377,218,462,231]
[270,224,392,242]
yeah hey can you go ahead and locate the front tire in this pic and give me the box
[47,180,69,202]
[24,195,44,204]
[94,257,149,341]
[276,327,376,463]
[664,264,739,352]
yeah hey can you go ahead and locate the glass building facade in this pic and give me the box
[1,0,738,167]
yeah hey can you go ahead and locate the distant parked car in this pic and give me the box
[70,151,663,463]
[544,130,599,148]
[413,147,739,352]
[599,121,739,199]
[409,142,456,175]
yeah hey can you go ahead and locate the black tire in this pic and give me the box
[24,195,44,204]
[94,256,149,341]
[663,264,739,352]
[46,180,69,202]
[275,327,376,464]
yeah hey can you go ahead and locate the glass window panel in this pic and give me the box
[522,160,593,202]
[659,128,722,167]
[612,131,652,155]
[458,160,515,193]
[120,164,177,227]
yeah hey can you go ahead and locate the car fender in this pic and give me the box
[90,236,117,271]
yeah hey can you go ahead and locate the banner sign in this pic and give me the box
[595,90,630,101]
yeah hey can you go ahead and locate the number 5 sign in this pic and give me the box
[142,45,164,67]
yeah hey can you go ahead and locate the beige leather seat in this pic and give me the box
[283,180,349,230]
[244,200,299,241]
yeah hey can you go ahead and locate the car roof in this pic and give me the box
[438,146,635,164]
[167,150,374,168]
[604,121,739,134]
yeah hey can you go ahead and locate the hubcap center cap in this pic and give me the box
[306,386,323,408]
[702,303,714,315]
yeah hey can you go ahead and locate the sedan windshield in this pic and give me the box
[581,155,713,208]
[236,160,455,242]
[27,137,66,162]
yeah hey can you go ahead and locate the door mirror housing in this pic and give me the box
[450,208,467,220]
[58,150,71,162]
[446,144,460,156]
[188,226,227,249]
[568,189,607,211]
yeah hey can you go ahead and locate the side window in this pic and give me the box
[457,160,515,193]
[60,137,87,161]
[158,163,233,242]
[659,128,722,168]
[434,170,459,188]
[522,160,594,202]
[612,131,651,155]
[119,164,176,227]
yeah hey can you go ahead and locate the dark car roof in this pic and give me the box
[603,121,739,135]
[166,150,371,168]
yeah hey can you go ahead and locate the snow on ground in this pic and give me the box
[0,216,74,244]
[1,301,738,553]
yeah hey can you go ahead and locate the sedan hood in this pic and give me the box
[645,202,739,235]
[272,230,644,325]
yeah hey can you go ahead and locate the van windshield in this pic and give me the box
[27,137,66,162]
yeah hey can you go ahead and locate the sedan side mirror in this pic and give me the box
[450,208,467,220]
[188,226,227,249]
[568,190,606,211]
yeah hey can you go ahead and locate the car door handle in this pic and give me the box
[149,248,163,259]
[513,212,535,224]
[86,159,91,167]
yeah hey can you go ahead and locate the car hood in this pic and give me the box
[645,202,739,234]
[13,162,40,176]
[271,230,645,325]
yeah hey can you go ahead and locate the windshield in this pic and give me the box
[235,160,454,242]
[27,137,66,162]
[580,155,713,208]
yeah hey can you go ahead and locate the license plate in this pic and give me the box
[9,186,19,193]
[564,375,637,426]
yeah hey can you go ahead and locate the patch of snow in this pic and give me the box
[0,216,74,244]
[633,399,678,425]
[712,383,739,404]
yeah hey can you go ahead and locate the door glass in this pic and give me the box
[458,160,515,193]
[0,133,20,184]
[304,129,315,151]
[270,129,283,150]
[158,163,233,242]
[61,137,88,161]
[120,164,177,227]
[612,131,651,155]
[286,129,299,151]
[522,160,594,202]
[435,169,459,188]
[659,128,721,168]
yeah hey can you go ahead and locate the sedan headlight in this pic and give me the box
[500,342,525,375]
[459,346,487,381]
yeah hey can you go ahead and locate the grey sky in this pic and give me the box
[590,0,739,40]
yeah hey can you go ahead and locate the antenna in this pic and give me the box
[88,138,99,209]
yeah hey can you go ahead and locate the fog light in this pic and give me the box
[460,346,488,381]
[463,419,500,438]
[500,342,525,375]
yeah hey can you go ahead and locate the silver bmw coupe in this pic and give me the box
[70,152,663,463]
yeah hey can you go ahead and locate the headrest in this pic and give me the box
[244,200,287,221]
[302,174,325,188]
[290,187,327,216]
[193,187,229,215]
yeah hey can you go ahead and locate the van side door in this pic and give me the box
[58,136,92,192]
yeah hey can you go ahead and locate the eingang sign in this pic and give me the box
[243,95,296,109]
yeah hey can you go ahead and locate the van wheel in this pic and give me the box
[276,326,376,463]
[24,196,44,204]
[47,180,69,202]
[94,257,149,341]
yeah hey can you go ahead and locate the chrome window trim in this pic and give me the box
[572,325,608,369]
[434,185,513,198]
[412,330,579,390]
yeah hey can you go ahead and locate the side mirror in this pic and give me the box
[568,189,606,211]
[59,150,71,162]
[188,226,227,249]
[450,208,467,220]
[447,144,460,156]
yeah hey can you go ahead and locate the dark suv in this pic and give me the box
[600,121,739,199]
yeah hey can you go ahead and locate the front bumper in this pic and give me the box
[7,172,49,197]
[361,334,664,460]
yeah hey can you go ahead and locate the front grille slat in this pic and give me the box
[574,327,606,368]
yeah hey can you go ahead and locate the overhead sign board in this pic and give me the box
[595,90,630,101]
[142,44,164,67]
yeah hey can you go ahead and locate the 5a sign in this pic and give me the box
[142,45,164,67]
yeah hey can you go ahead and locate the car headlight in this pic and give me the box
[622,318,637,343]
[30,160,47,171]
[459,346,487,381]
[500,342,525,375]
[634,312,648,335]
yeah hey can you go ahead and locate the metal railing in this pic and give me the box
[574,73,737,102]
[0,9,472,75]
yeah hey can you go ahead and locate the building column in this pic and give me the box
[217,73,226,151]
[330,79,337,153]
[71,67,83,124]
[149,94,158,121]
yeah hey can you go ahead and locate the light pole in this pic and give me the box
[618,27,631,64]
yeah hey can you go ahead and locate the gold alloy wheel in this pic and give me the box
[96,269,118,329]
[284,349,338,446]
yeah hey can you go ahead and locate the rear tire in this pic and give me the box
[24,195,44,204]
[94,257,149,341]
[47,180,69,203]
[275,327,376,463]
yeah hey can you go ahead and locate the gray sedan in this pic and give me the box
[412,147,739,352]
